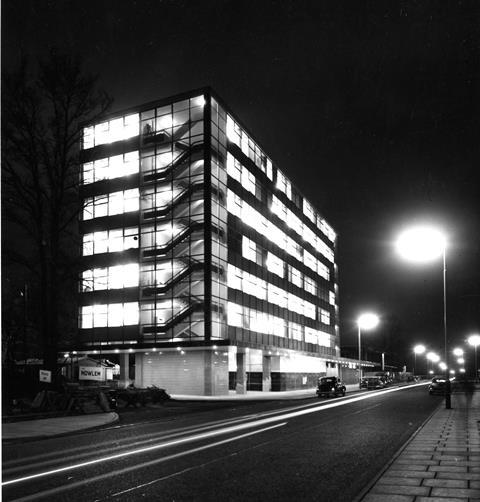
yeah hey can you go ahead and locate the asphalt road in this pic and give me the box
[2,383,442,502]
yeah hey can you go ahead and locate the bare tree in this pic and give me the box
[2,52,112,383]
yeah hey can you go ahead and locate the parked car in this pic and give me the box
[316,376,346,398]
[360,376,386,390]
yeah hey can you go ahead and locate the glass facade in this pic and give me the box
[77,88,339,394]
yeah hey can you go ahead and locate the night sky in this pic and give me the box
[3,0,480,367]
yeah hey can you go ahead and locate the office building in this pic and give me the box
[77,88,341,395]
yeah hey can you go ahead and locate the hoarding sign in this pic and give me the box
[79,366,104,381]
[39,369,52,383]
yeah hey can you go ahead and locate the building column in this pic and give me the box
[118,353,130,389]
[204,350,214,396]
[134,353,143,388]
[236,351,247,394]
[262,355,272,392]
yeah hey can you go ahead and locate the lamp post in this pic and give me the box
[413,344,426,376]
[357,313,379,388]
[468,334,480,381]
[396,225,450,409]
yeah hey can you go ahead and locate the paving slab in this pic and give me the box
[359,388,480,501]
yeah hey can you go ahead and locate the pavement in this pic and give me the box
[359,387,480,502]
[3,382,479,502]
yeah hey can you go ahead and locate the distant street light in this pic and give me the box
[357,313,379,388]
[457,358,465,365]
[426,351,440,374]
[396,225,450,408]
[453,348,464,357]
[439,362,447,371]
[468,334,480,381]
[413,344,426,375]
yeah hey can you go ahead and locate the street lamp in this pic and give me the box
[357,313,379,388]
[396,225,450,408]
[467,334,480,381]
[453,348,464,357]
[413,344,426,375]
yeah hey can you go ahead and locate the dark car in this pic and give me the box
[428,376,452,395]
[360,376,386,390]
[316,376,346,398]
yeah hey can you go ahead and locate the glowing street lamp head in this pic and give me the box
[414,344,426,355]
[439,362,447,371]
[468,334,480,347]
[457,358,465,365]
[396,226,446,263]
[357,313,379,330]
[427,352,440,363]
[453,348,464,357]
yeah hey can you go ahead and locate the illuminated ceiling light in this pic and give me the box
[192,95,206,107]
[396,225,446,263]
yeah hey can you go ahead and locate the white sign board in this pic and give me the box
[79,366,104,381]
[39,369,52,383]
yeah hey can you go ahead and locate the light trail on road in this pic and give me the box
[2,383,428,490]
[7,423,287,502]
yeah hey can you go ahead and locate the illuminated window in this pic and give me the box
[320,308,330,325]
[329,291,336,306]
[242,236,257,262]
[288,265,303,288]
[303,199,316,223]
[227,264,242,290]
[227,302,286,337]
[80,302,139,328]
[317,216,336,242]
[289,322,303,341]
[81,263,139,292]
[317,261,330,281]
[226,115,273,180]
[266,252,284,277]
[84,189,139,220]
[318,331,331,347]
[82,227,138,256]
[226,153,241,182]
[276,170,292,199]
[304,276,317,295]
[268,284,287,309]
[82,151,139,184]
[305,327,318,344]
[227,302,243,327]
[242,167,256,196]
[82,113,139,149]
[303,250,316,272]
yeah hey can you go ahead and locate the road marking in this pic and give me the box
[7,423,286,502]
[3,383,427,488]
